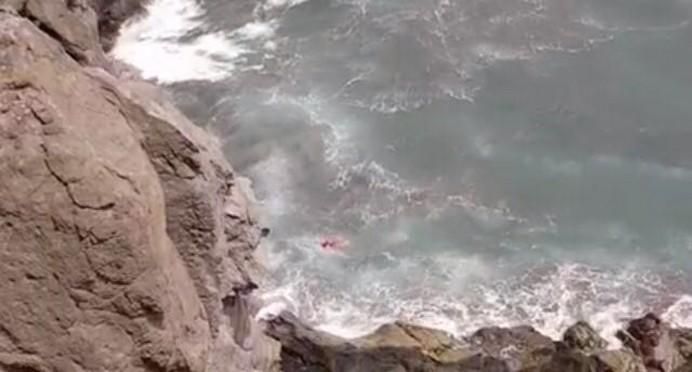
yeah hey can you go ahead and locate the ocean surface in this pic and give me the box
[114,0,692,343]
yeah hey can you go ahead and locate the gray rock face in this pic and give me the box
[0,1,279,371]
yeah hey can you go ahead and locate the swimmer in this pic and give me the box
[319,235,350,253]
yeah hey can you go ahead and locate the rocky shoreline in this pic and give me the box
[0,1,690,371]
[266,311,692,371]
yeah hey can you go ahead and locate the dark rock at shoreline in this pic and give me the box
[265,312,509,372]
[616,313,690,372]
[469,325,555,370]
[264,312,692,372]
[563,321,610,354]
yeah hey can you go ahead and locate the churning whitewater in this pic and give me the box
[114,0,692,344]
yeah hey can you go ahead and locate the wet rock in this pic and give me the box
[263,312,692,372]
[469,325,555,370]
[540,348,613,372]
[564,321,610,354]
[265,312,509,372]
[88,0,147,51]
[595,350,647,372]
[617,313,686,372]
[670,328,692,361]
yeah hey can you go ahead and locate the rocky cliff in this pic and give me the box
[0,0,279,371]
[1,1,691,372]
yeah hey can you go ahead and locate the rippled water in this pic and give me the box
[115,0,692,341]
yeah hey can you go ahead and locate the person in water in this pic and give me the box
[319,235,350,252]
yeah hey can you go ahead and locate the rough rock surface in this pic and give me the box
[1,0,106,64]
[265,312,509,372]
[265,312,692,372]
[0,1,278,371]
[469,325,555,371]
[616,314,688,372]
[88,0,147,51]
[563,321,609,355]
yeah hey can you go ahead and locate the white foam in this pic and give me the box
[259,260,691,344]
[113,0,247,82]
[234,21,278,40]
[663,295,692,328]
[113,0,283,83]
[263,0,310,11]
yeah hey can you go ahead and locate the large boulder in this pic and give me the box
[563,321,609,354]
[617,313,687,372]
[539,348,612,372]
[469,325,555,370]
[535,320,648,372]
[670,328,692,362]
[595,350,647,372]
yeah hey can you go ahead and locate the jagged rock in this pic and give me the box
[265,312,692,372]
[84,68,281,372]
[88,0,147,51]
[0,12,207,371]
[1,0,106,64]
[594,350,647,372]
[564,321,610,354]
[535,321,649,372]
[469,325,555,370]
[671,329,692,361]
[539,348,612,372]
[617,314,687,372]
[3,1,692,372]
[0,1,280,371]
[265,312,509,372]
